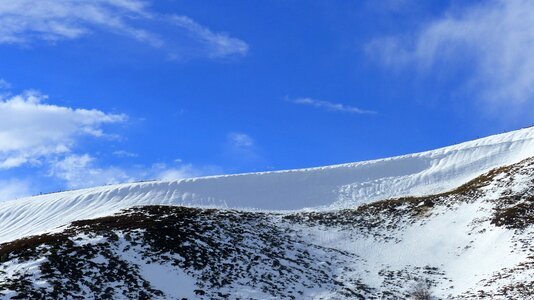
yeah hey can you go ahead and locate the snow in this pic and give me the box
[295,203,531,298]
[113,236,199,300]
[290,156,534,298]
[0,256,49,299]
[1,127,534,244]
[1,153,533,299]
[140,262,197,299]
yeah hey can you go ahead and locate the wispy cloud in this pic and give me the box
[0,0,157,45]
[366,0,534,110]
[152,162,211,181]
[223,132,266,170]
[0,81,224,196]
[0,0,248,59]
[0,79,11,89]
[112,150,138,158]
[171,16,249,59]
[290,97,376,114]
[48,154,133,189]
[0,179,32,202]
[0,90,126,169]
[48,154,218,189]
[228,132,255,150]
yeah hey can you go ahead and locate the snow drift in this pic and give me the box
[1,127,534,244]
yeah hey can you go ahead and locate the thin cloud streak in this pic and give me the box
[291,97,376,114]
[171,16,249,58]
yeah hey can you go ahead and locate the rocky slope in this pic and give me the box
[1,157,532,299]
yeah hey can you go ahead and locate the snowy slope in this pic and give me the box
[1,127,534,244]
[1,156,533,299]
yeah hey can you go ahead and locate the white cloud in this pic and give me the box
[0,179,32,201]
[154,163,203,181]
[0,85,218,190]
[290,97,376,114]
[48,154,219,189]
[0,90,126,169]
[367,0,534,107]
[0,0,248,59]
[48,154,133,189]
[0,83,220,191]
[152,160,223,181]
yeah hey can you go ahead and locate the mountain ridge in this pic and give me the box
[1,127,534,245]
[1,156,533,299]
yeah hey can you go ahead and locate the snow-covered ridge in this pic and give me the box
[2,157,534,299]
[1,127,534,244]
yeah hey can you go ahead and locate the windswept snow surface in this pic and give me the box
[1,127,534,243]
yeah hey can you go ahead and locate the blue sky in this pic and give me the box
[1,0,533,199]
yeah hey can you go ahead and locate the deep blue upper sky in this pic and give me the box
[0,0,533,199]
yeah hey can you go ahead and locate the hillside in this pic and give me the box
[1,127,534,245]
[0,155,533,299]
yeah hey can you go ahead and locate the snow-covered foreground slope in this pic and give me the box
[1,157,533,299]
[1,127,534,244]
